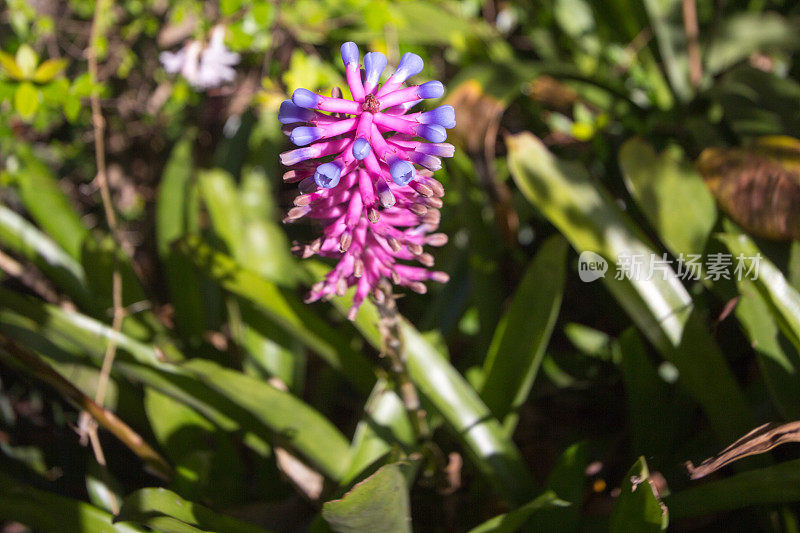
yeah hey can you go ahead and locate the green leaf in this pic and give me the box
[617,328,690,460]
[15,44,38,78]
[642,0,690,101]
[342,294,536,505]
[341,380,415,486]
[705,12,800,75]
[527,442,588,532]
[156,133,205,338]
[0,205,90,305]
[183,358,352,481]
[667,458,800,518]
[322,463,411,533]
[480,234,567,425]
[735,280,800,419]
[13,151,88,260]
[609,457,668,532]
[156,134,198,256]
[198,169,244,256]
[0,50,24,79]
[32,58,68,83]
[0,470,144,532]
[117,487,271,533]
[506,132,753,444]
[619,138,717,256]
[507,132,690,352]
[718,226,800,354]
[177,237,375,393]
[468,491,569,533]
[14,81,39,119]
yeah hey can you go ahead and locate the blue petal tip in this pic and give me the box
[418,81,444,99]
[394,52,424,81]
[314,162,343,188]
[290,126,322,146]
[340,42,359,66]
[389,159,416,186]
[292,88,320,109]
[352,138,371,160]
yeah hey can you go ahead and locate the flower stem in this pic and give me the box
[373,280,430,443]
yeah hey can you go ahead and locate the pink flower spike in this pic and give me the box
[280,43,455,318]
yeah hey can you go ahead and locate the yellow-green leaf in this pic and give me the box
[14,82,39,119]
[0,50,24,80]
[32,58,68,83]
[15,44,38,78]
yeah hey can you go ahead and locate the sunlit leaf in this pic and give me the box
[117,487,271,533]
[468,491,568,533]
[609,457,668,532]
[322,463,411,533]
[14,81,39,119]
[32,58,68,83]
[620,138,717,255]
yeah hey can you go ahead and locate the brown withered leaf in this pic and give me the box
[445,79,505,154]
[697,136,800,241]
[528,75,580,115]
[685,421,800,479]
[445,80,519,245]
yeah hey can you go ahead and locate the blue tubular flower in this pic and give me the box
[417,81,444,99]
[392,52,424,84]
[363,52,388,93]
[389,158,416,186]
[314,161,344,188]
[290,126,323,146]
[340,42,359,66]
[352,137,371,160]
[292,88,321,109]
[415,124,447,143]
[279,100,316,124]
[418,105,456,128]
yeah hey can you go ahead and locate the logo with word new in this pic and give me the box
[578,251,607,282]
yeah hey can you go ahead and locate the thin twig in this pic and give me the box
[682,0,702,88]
[79,0,126,488]
[0,334,172,479]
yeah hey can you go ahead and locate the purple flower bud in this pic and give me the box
[417,81,444,99]
[340,42,359,66]
[415,142,455,157]
[418,105,455,128]
[280,147,315,166]
[279,100,316,124]
[290,126,323,146]
[352,137,371,160]
[364,52,387,89]
[292,88,321,109]
[393,52,424,83]
[415,124,447,143]
[408,152,442,171]
[314,161,343,188]
[389,158,416,186]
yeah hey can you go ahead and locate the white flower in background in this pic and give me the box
[159,26,239,90]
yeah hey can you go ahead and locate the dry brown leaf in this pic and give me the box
[697,136,800,241]
[686,421,800,479]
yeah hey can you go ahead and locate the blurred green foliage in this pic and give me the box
[2,0,800,531]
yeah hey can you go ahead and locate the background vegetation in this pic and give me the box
[2,0,800,530]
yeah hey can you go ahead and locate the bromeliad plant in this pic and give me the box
[278,42,454,319]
